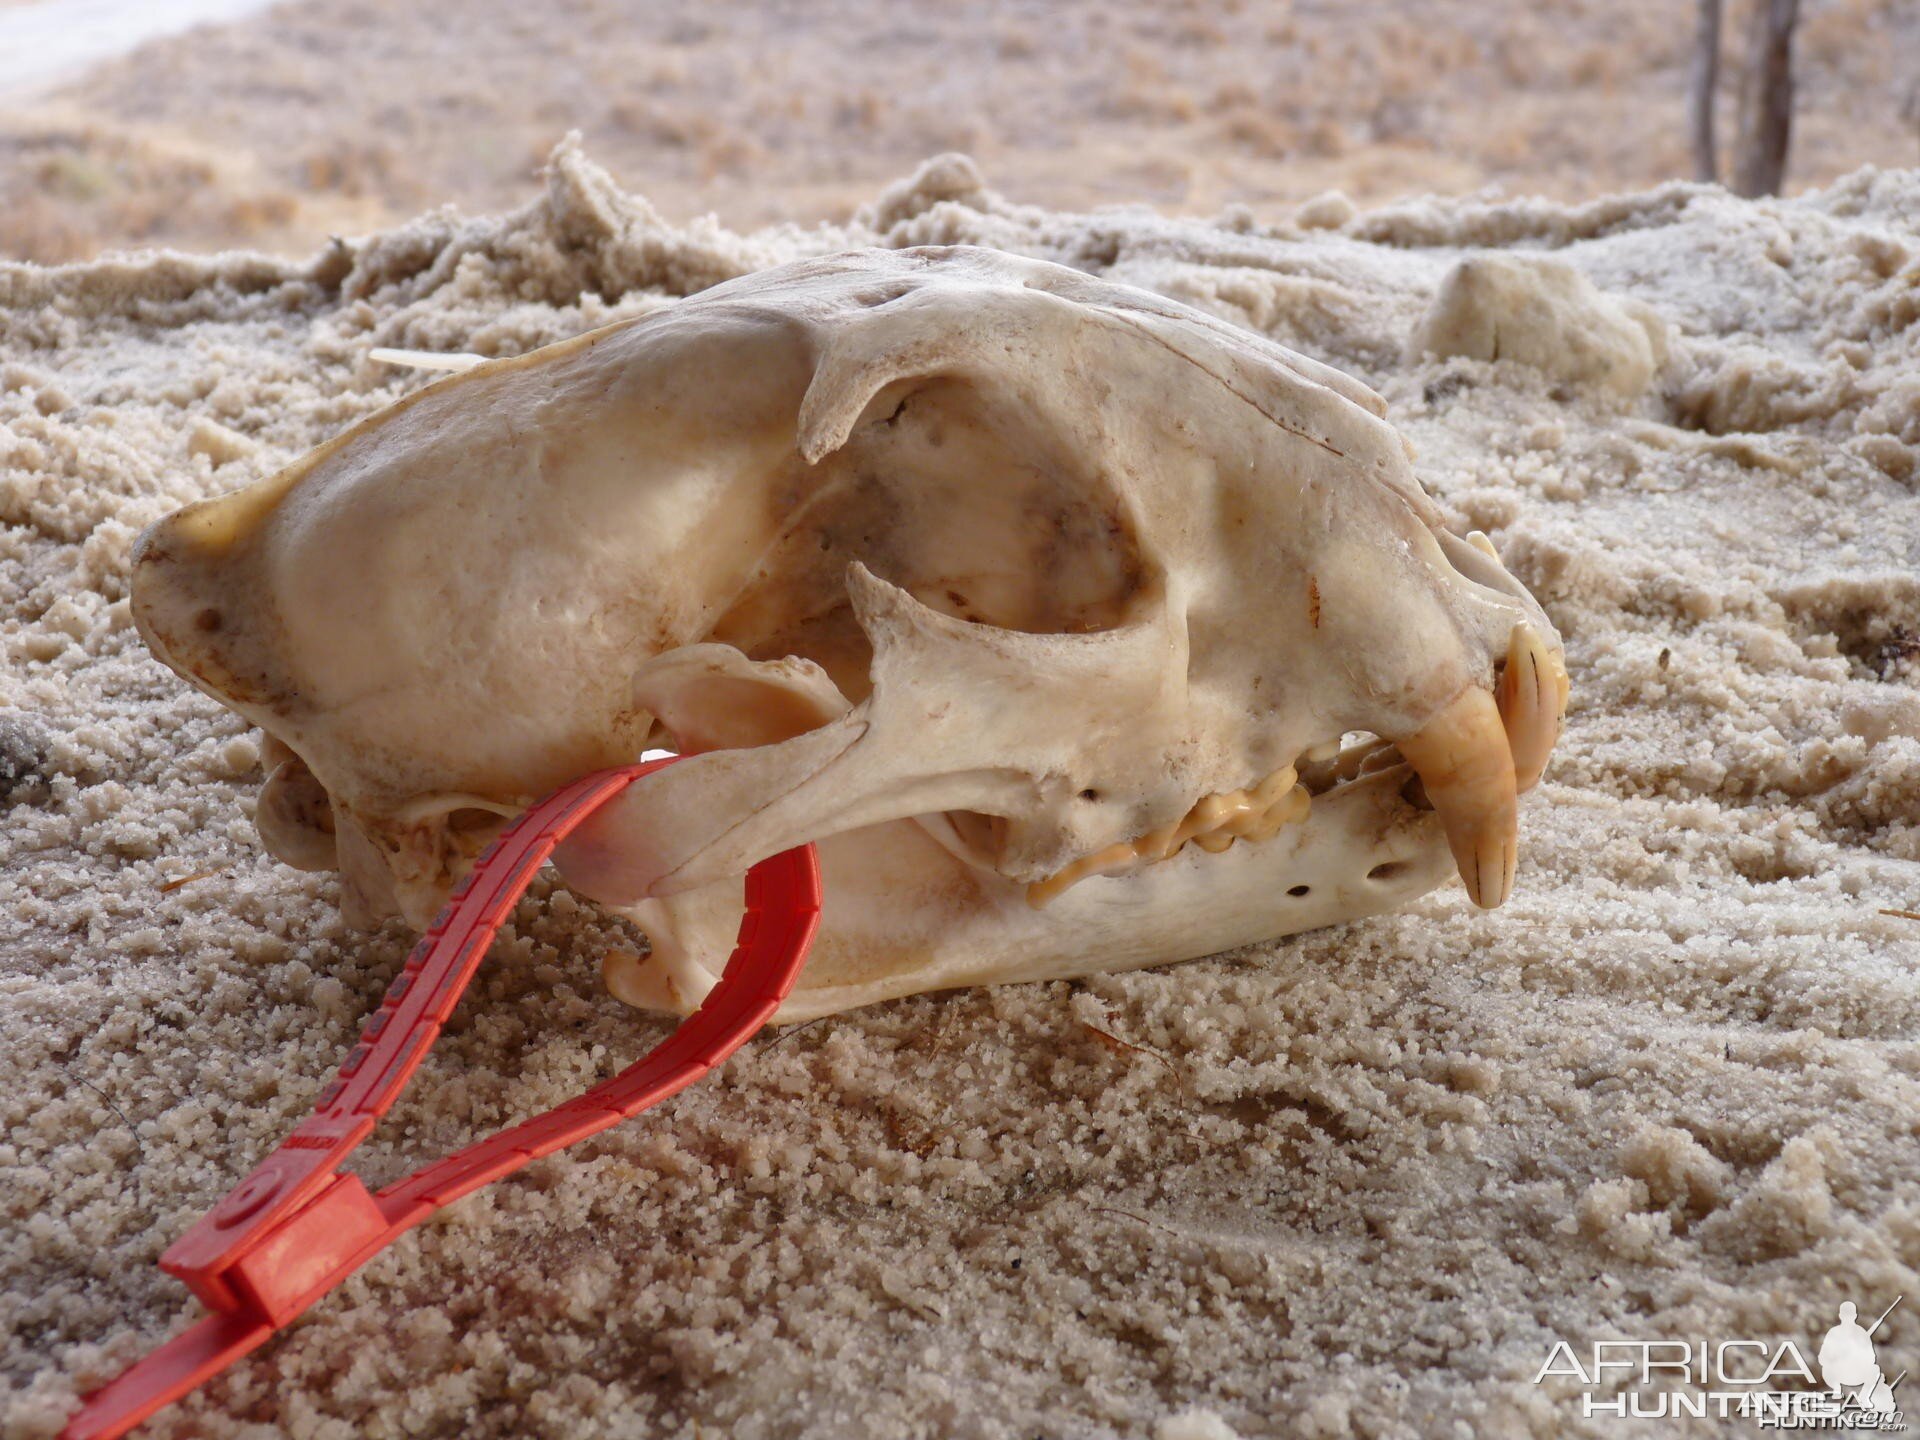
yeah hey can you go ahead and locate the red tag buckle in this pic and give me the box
[61,758,821,1439]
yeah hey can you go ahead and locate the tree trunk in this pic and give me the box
[1732,0,1800,197]
[1688,0,1722,182]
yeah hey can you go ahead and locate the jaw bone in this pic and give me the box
[604,760,1451,1023]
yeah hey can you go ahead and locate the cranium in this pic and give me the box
[131,245,1567,1021]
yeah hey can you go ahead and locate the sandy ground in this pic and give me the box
[1,0,1918,265]
[3,141,1919,1438]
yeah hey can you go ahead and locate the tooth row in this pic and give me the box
[1022,621,1568,916]
[1026,765,1311,908]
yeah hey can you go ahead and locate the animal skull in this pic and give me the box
[132,246,1567,1021]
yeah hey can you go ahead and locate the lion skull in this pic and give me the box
[132,246,1567,1020]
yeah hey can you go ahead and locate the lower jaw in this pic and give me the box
[604,760,1450,1022]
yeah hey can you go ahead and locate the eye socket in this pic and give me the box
[1368,861,1409,882]
[704,371,1155,706]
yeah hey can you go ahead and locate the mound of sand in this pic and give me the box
[4,141,1919,1438]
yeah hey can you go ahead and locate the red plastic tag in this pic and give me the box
[61,759,821,1440]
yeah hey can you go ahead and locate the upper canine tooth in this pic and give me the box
[1496,621,1567,794]
[1396,687,1517,909]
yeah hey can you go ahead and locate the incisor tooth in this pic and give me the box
[1396,687,1517,909]
[1496,621,1567,793]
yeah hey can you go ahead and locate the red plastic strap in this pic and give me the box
[61,759,821,1440]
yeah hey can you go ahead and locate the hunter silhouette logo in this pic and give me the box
[1820,1300,1904,1416]
[1534,1295,1908,1428]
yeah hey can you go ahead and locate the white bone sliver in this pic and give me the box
[368,348,487,372]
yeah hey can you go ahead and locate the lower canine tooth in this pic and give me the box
[1396,687,1518,909]
[1496,621,1567,794]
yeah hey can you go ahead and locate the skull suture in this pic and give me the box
[132,246,1568,1021]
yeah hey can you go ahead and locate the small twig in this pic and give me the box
[69,1074,144,1168]
[1880,909,1920,923]
[1088,1205,1183,1240]
[759,1017,827,1054]
[158,869,226,893]
[1081,1022,1174,1070]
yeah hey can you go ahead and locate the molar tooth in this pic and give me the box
[1137,817,1185,864]
[1190,793,1242,830]
[1244,783,1310,842]
[1193,831,1237,854]
[1496,621,1567,793]
[1026,839,1144,907]
[1251,765,1298,806]
[1396,687,1517,909]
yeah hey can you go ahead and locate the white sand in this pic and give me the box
[4,143,1919,1438]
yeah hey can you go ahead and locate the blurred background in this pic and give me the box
[1,0,1916,265]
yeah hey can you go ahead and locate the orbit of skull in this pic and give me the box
[131,246,1568,1021]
